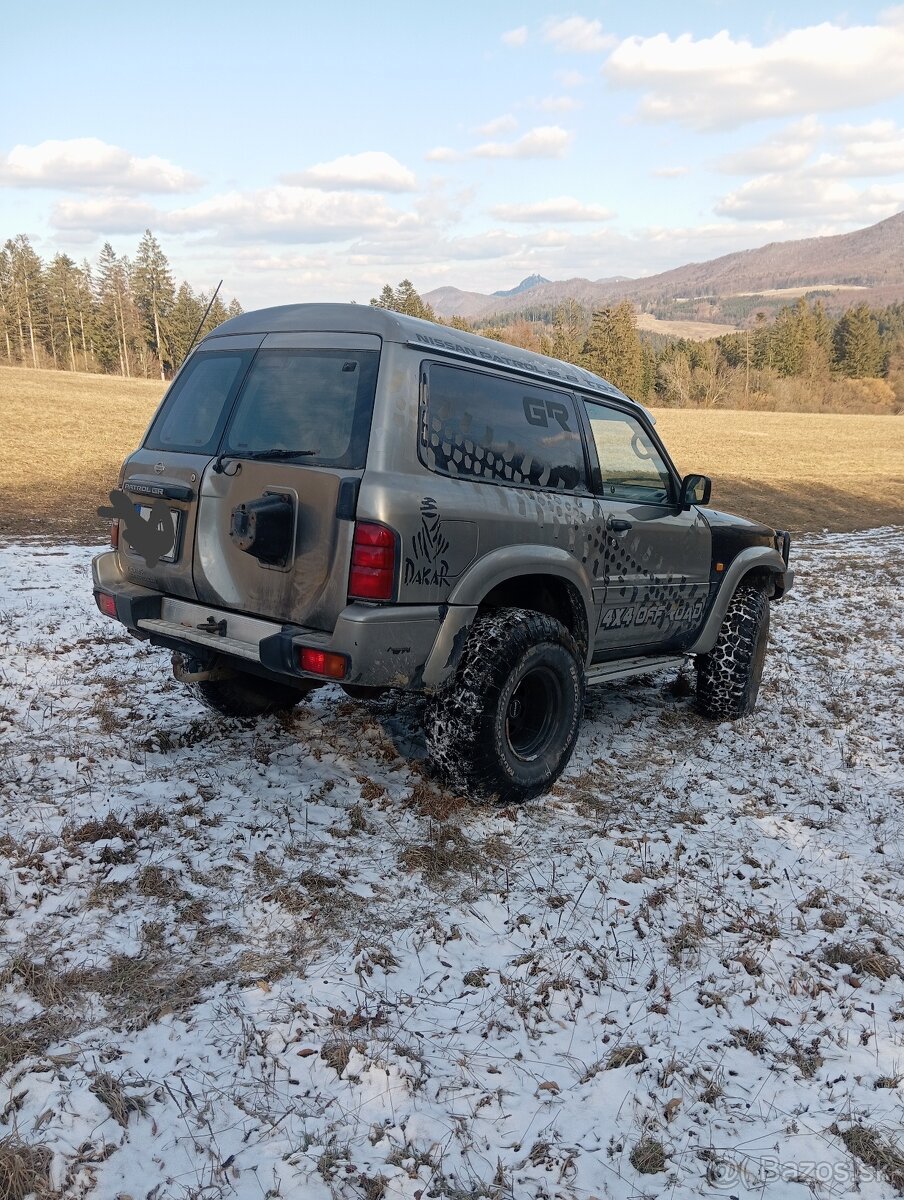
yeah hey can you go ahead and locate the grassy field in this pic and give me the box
[1,363,902,540]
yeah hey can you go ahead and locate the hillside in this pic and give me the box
[424,210,904,326]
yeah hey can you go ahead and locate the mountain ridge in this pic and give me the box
[423,211,904,325]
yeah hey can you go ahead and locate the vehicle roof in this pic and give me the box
[204,303,647,414]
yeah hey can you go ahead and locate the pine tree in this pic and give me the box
[833,304,884,377]
[132,230,176,378]
[7,235,46,368]
[370,280,435,321]
[582,301,643,397]
[550,299,585,364]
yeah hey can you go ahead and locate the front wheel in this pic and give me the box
[696,583,770,719]
[426,609,584,803]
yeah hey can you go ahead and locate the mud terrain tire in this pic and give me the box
[696,583,770,719]
[426,608,584,803]
[192,672,314,718]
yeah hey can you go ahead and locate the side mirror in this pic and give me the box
[679,473,712,509]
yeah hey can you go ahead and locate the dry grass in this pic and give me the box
[0,1134,53,1200]
[1,364,901,539]
[833,1124,904,1192]
[653,408,904,532]
[0,364,164,540]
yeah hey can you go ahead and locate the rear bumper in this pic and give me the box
[92,550,474,691]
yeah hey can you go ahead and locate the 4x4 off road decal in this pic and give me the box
[599,596,706,632]
[404,498,451,588]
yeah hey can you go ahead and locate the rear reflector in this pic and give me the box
[97,592,117,618]
[298,647,348,679]
[348,521,396,601]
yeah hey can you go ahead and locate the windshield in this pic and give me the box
[223,349,378,468]
[145,346,379,468]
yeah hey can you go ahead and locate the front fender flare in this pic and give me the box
[689,548,790,655]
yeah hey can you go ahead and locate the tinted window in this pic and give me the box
[421,363,586,491]
[223,349,378,469]
[145,350,253,454]
[583,401,674,504]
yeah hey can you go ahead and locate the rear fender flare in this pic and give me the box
[421,546,595,687]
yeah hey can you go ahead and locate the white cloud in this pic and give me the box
[555,69,586,88]
[714,175,904,222]
[53,186,418,243]
[477,114,518,137]
[816,120,904,176]
[0,138,200,192]
[651,166,689,178]
[490,197,613,222]
[604,10,904,130]
[425,146,462,163]
[52,196,160,232]
[544,17,615,53]
[716,117,823,174]
[537,95,582,113]
[282,151,416,192]
[472,125,573,160]
[501,25,528,47]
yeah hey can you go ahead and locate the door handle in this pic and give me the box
[607,518,632,533]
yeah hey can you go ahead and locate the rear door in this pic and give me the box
[579,398,711,655]
[191,332,381,630]
[118,334,262,599]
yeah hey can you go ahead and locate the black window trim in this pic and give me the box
[419,358,595,497]
[578,394,681,507]
[144,346,259,457]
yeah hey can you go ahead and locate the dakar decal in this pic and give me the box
[403,497,451,588]
[600,596,706,632]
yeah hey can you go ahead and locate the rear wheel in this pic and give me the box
[426,608,584,803]
[192,671,314,718]
[696,583,770,719]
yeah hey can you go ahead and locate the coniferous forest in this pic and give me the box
[0,231,241,380]
[3,235,903,413]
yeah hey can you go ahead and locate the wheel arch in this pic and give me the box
[447,546,594,662]
[689,547,788,655]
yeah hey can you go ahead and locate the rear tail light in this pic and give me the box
[348,521,397,601]
[96,592,117,619]
[298,647,348,679]
[110,518,120,549]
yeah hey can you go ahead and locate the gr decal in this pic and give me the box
[600,596,706,631]
[403,497,451,588]
[522,395,572,431]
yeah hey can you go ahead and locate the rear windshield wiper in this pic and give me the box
[212,448,318,473]
[240,448,319,460]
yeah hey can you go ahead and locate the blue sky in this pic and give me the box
[2,1,903,306]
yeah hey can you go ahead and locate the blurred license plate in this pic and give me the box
[137,505,181,563]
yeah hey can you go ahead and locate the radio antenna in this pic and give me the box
[182,279,223,364]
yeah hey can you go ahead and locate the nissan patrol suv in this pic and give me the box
[93,304,793,802]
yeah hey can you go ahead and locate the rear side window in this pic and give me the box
[145,349,253,454]
[421,363,586,491]
[223,349,379,469]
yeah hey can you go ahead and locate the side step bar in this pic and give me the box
[585,654,687,688]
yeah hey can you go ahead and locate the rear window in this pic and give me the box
[420,363,586,491]
[145,347,379,468]
[145,349,253,454]
[223,349,378,468]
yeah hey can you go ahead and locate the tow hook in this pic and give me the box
[171,652,235,684]
[196,616,228,636]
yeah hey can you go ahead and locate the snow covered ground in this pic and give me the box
[1,529,903,1200]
